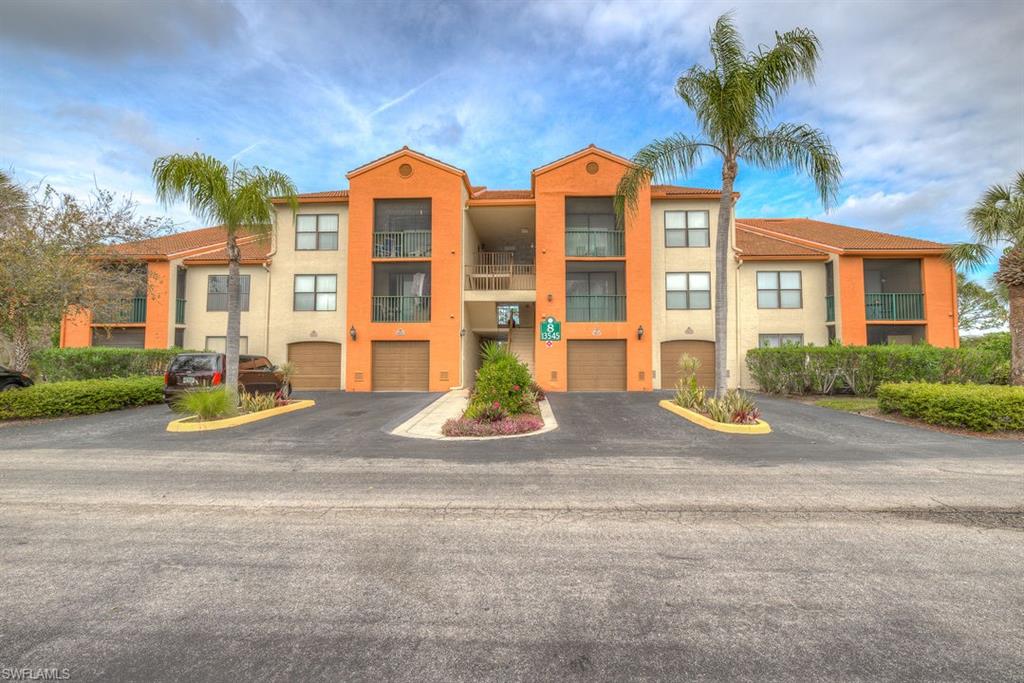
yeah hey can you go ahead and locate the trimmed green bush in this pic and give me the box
[467,356,534,418]
[30,347,191,382]
[961,331,1011,358]
[0,376,165,420]
[877,382,1024,432]
[746,344,1006,396]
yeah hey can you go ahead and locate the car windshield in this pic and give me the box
[170,355,218,373]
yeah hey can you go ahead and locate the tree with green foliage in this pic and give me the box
[948,171,1024,385]
[0,171,166,371]
[615,13,841,396]
[956,273,1007,332]
[152,154,297,396]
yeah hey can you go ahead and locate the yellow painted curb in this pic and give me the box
[659,400,772,435]
[167,399,316,432]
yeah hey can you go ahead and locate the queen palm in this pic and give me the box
[153,153,297,396]
[616,13,841,396]
[948,171,1024,385]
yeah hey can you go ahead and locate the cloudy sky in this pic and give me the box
[1,0,1021,275]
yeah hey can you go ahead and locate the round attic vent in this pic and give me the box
[585,161,599,174]
[398,163,413,178]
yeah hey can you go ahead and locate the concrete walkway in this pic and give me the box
[391,389,558,440]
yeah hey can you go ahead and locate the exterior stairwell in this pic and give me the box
[508,326,535,378]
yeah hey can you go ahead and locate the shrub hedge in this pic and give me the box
[467,355,535,418]
[31,347,189,382]
[745,344,1006,396]
[0,376,165,420]
[877,382,1024,432]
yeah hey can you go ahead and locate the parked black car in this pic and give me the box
[163,353,290,405]
[0,365,33,391]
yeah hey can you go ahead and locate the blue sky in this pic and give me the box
[2,0,1022,279]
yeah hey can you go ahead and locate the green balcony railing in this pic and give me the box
[865,292,924,321]
[373,230,432,258]
[94,296,147,324]
[372,295,431,322]
[565,230,625,257]
[825,295,835,322]
[175,298,186,325]
[566,295,626,322]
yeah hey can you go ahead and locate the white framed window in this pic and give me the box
[206,275,250,311]
[205,336,249,353]
[665,210,710,247]
[295,214,339,251]
[757,271,802,309]
[666,272,711,310]
[294,274,337,311]
[759,333,805,348]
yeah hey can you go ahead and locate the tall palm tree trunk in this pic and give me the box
[225,232,242,399]
[10,320,31,373]
[714,160,737,396]
[1010,284,1024,385]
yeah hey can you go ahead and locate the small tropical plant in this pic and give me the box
[240,390,276,413]
[174,388,236,421]
[480,340,516,365]
[673,354,707,412]
[616,13,841,396]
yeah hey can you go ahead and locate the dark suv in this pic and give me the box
[163,353,290,405]
[0,365,33,391]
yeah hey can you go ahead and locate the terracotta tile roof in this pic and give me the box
[109,225,233,257]
[470,188,533,200]
[737,218,947,252]
[735,227,828,259]
[271,189,349,204]
[651,184,723,198]
[182,238,272,265]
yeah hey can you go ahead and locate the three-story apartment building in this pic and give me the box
[62,145,959,392]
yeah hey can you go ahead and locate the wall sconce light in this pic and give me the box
[349,325,357,341]
[637,325,645,340]
[547,293,553,302]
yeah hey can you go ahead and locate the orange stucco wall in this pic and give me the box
[344,153,464,391]
[144,260,170,348]
[533,151,653,391]
[60,307,93,347]
[838,253,959,347]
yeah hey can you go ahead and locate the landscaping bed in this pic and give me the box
[664,355,770,433]
[442,342,545,438]
[0,376,164,420]
[877,382,1024,433]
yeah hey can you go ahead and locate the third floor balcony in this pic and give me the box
[565,197,624,257]
[373,198,431,258]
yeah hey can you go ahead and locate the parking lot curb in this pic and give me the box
[166,399,316,432]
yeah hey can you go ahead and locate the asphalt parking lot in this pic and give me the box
[1,392,1021,681]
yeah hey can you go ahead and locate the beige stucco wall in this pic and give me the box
[181,265,270,354]
[264,203,349,381]
[735,259,829,388]
[650,199,739,389]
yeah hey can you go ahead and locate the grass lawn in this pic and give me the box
[813,396,879,413]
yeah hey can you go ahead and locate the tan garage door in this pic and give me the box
[661,340,715,389]
[372,341,429,391]
[567,340,627,391]
[288,341,341,390]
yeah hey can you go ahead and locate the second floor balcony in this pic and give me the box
[372,295,431,322]
[566,295,627,322]
[94,296,147,324]
[465,264,536,291]
[865,292,924,321]
[373,263,430,322]
[373,230,431,258]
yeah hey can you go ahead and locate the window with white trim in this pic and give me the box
[206,275,250,311]
[759,333,804,348]
[666,272,711,309]
[295,214,339,251]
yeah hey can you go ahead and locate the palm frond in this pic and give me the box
[615,134,715,220]
[740,122,842,208]
[708,12,746,80]
[749,28,821,118]
[152,154,231,226]
[946,242,992,270]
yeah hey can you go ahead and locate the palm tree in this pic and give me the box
[948,171,1024,385]
[616,13,841,396]
[153,154,297,396]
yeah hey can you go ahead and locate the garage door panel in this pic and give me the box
[288,342,341,390]
[372,341,429,391]
[661,340,715,389]
[567,340,626,391]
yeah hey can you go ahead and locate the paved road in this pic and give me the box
[1,393,1021,681]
